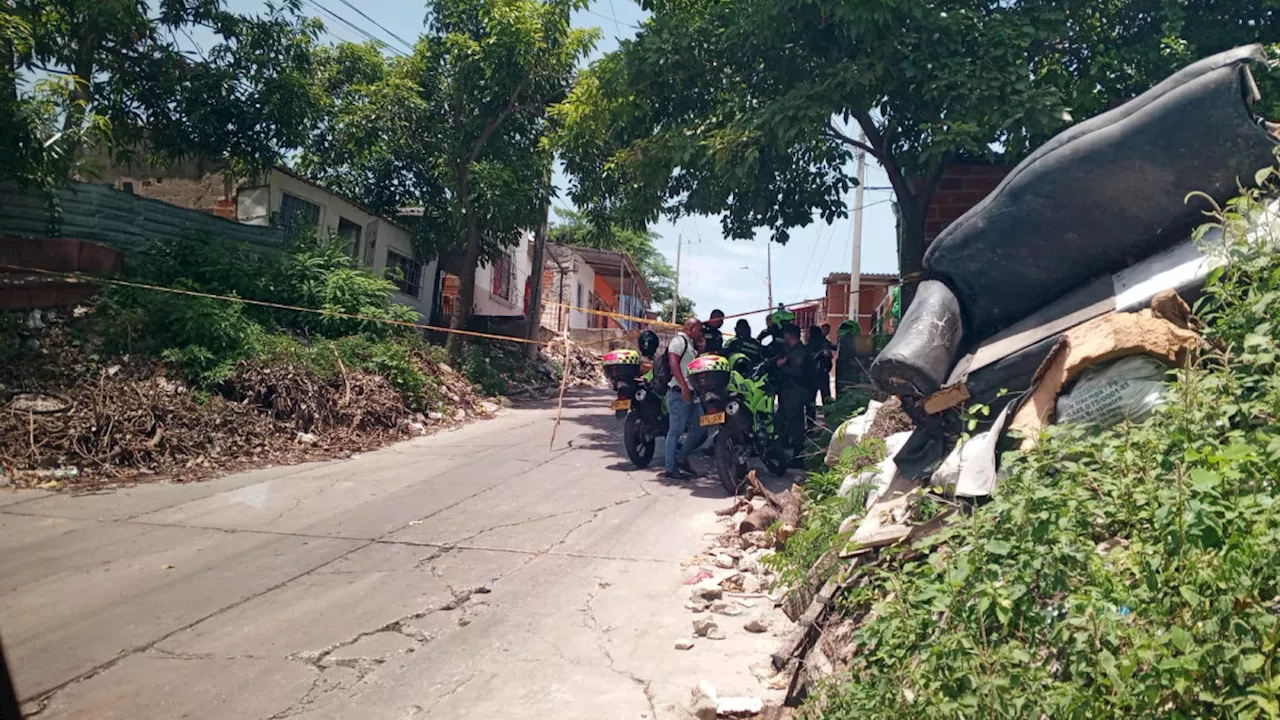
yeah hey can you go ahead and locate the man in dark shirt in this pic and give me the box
[702,309,726,354]
[725,319,762,366]
[774,323,810,457]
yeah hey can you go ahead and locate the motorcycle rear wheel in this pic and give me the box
[714,431,748,496]
[623,412,656,468]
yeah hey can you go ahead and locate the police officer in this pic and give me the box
[702,309,726,354]
[774,323,810,458]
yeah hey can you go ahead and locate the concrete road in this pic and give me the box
[0,390,786,719]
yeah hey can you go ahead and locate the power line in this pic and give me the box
[606,0,624,37]
[306,0,407,57]
[580,7,638,30]
[334,0,416,54]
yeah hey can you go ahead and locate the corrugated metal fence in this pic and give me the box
[0,181,283,254]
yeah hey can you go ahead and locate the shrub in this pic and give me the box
[809,188,1280,718]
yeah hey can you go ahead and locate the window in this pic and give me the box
[491,251,514,302]
[279,192,321,237]
[385,249,423,298]
[337,217,362,260]
[576,282,583,309]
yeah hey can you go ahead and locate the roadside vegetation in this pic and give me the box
[776,189,1280,718]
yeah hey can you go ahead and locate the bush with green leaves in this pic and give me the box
[809,189,1280,719]
[92,229,433,404]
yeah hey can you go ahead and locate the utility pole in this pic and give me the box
[525,171,551,359]
[672,234,682,323]
[767,244,773,310]
[848,131,867,330]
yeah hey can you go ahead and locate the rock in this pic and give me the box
[706,626,727,640]
[743,618,769,633]
[499,396,513,408]
[741,531,770,549]
[454,408,467,421]
[711,600,743,617]
[481,401,500,414]
[718,546,744,559]
[694,584,723,601]
[674,638,695,650]
[427,411,445,422]
[713,554,736,570]
[717,696,764,717]
[438,363,456,375]
[692,617,718,637]
[685,599,710,613]
[741,575,763,594]
[731,511,748,528]
[738,556,761,574]
[405,421,428,437]
[296,432,319,445]
[691,681,718,720]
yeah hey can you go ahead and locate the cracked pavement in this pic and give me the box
[0,390,782,719]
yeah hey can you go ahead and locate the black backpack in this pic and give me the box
[651,335,681,395]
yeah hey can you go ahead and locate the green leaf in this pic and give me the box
[1179,586,1202,605]
[1243,654,1267,672]
[985,540,1012,556]
[1171,627,1192,652]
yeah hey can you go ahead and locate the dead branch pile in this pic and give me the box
[865,396,913,440]
[0,323,487,491]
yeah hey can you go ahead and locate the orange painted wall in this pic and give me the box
[592,273,620,328]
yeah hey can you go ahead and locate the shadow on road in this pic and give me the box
[525,387,803,499]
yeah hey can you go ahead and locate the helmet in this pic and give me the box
[838,319,862,338]
[637,330,659,358]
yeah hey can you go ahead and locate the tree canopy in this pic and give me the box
[557,0,1280,306]
[1,0,324,189]
[298,0,596,357]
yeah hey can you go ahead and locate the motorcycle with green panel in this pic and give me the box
[687,352,790,495]
[602,348,669,468]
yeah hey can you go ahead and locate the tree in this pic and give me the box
[557,0,1280,308]
[659,294,695,324]
[1,0,324,187]
[299,0,596,360]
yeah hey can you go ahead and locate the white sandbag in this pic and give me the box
[837,469,879,500]
[1055,354,1170,428]
[932,405,1012,499]
[863,431,913,509]
[824,400,883,467]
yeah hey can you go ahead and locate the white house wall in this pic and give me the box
[472,230,534,318]
[256,170,436,321]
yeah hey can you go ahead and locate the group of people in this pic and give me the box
[659,308,837,481]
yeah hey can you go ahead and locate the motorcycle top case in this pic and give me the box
[603,349,642,384]
[687,354,731,399]
[925,44,1279,340]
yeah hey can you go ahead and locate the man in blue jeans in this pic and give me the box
[663,318,707,480]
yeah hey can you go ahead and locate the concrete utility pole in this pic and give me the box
[525,174,551,359]
[672,233,682,323]
[848,131,867,330]
[766,244,773,310]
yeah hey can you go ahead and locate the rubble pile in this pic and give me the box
[0,317,494,490]
[543,336,606,389]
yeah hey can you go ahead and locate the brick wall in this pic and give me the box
[922,162,1010,246]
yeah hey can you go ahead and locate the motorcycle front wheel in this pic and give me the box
[714,431,748,496]
[623,412,656,468]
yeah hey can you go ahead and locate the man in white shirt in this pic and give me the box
[663,318,706,480]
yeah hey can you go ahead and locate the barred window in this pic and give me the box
[385,249,422,298]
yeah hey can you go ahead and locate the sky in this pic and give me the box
[218,0,901,331]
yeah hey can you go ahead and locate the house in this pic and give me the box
[432,229,537,327]
[91,161,437,321]
[819,272,899,334]
[540,243,651,333]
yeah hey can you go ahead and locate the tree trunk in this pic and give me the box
[447,172,481,361]
[60,38,97,177]
[525,175,550,359]
[897,197,928,312]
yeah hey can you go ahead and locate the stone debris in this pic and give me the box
[713,554,737,569]
[706,626,727,641]
[675,638,695,650]
[710,601,743,617]
[743,618,769,634]
[691,681,718,720]
[717,696,765,717]
[741,575,763,595]
[693,585,723,601]
[692,617,718,637]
